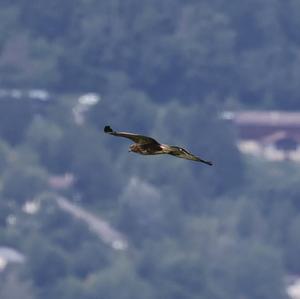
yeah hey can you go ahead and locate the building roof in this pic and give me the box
[224,111,300,128]
[0,246,25,271]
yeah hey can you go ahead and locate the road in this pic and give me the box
[55,196,128,251]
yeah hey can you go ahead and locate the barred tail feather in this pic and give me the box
[198,159,213,166]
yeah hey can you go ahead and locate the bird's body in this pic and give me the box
[129,143,165,155]
[104,125,213,165]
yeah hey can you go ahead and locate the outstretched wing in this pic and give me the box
[168,146,213,165]
[104,125,160,145]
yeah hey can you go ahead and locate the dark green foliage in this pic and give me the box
[0,94,291,298]
[285,216,300,273]
[0,99,35,145]
[0,139,10,174]
[27,241,69,287]
[0,270,36,299]
[2,165,48,205]
[25,117,64,172]
[0,92,291,299]
[0,1,299,298]
[0,196,11,227]
[1,0,300,108]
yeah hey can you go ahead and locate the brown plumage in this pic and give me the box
[104,126,213,165]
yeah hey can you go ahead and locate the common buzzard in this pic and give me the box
[104,126,213,165]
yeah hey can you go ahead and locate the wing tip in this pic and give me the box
[197,158,213,165]
[104,125,113,133]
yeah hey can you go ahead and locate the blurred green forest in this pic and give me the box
[1,0,300,109]
[0,1,300,299]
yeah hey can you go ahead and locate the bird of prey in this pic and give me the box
[104,125,213,165]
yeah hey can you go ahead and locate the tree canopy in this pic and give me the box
[0,1,299,299]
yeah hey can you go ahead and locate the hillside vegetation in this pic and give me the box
[1,1,300,299]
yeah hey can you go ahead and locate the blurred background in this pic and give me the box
[1,1,300,298]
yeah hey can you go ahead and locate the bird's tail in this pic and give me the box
[199,159,213,166]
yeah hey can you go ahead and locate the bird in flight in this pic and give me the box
[104,125,213,165]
